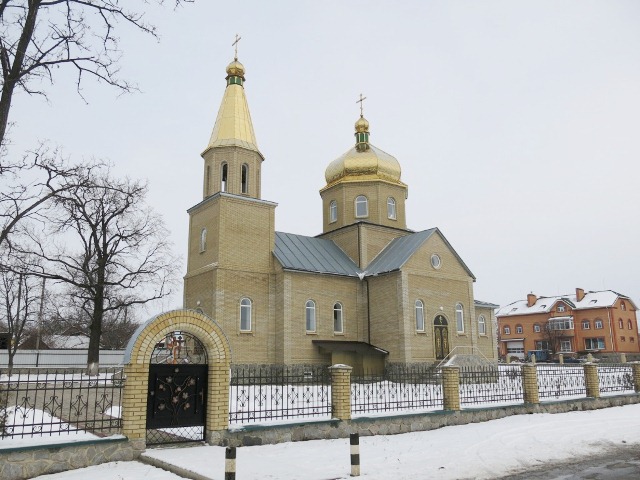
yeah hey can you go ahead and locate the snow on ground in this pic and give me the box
[31,461,184,480]
[31,403,640,480]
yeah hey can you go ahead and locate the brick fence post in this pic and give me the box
[583,363,600,398]
[442,366,460,411]
[632,363,640,393]
[521,364,539,404]
[329,364,353,421]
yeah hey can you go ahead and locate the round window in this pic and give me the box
[431,254,441,269]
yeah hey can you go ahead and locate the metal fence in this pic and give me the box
[598,364,634,394]
[459,365,524,406]
[229,365,331,425]
[536,364,586,400]
[0,367,124,439]
[0,350,125,367]
[351,365,443,414]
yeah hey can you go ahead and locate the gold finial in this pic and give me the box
[356,93,367,118]
[232,34,242,61]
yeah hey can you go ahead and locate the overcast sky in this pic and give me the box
[8,1,640,311]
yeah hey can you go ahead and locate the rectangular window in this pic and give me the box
[535,340,551,350]
[534,324,541,333]
[585,338,605,350]
[582,320,590,330]
[515,325,523,334]
[595,320,603,329]
[560,340,572,352]
[503,326,510,335]
[548,318,574,331]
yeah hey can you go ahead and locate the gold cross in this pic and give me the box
[356,93,367,117]
[232,34,242,60]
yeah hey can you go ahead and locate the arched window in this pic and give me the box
[329,200,337,223]
[515,324,523,334]
[206,166,211,196]
[619,319,624,329]
[241,164,249,194]
[305,300,316,332]
[355,195,368,218]
[240,298,252,331]
[582,320,591,330]
[478,315,486,335]
[199,228,207,252]
[333,303,343,333]
[595,319,603,329]
[628,319,633,330]
[415,300,425,331]
[221,163,228,192]
[621,301,626,311]
[503,325,511,335]
[455,303,464,333]
[387,197,396,220]
[533,323,541,333]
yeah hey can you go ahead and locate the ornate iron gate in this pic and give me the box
[146,331,208,445]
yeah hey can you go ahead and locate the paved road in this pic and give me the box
[498,444,640,480]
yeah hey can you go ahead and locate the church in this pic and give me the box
[183,53,498,372]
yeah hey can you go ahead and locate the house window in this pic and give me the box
[206,166,211,196]
[305,300,316,333]
[333,303,343,334]
[455,303,464,333]
[355,195,368,218]
[533,324,541,333]
[240,298,252,331]
[631,337,635,343]
[582,320,590,330]
[221,163,228,192]
[619,319,624,329]
[585,338,605,350]
[241,164,249,194]
[560,340,572,352]
[199,228,207,253]
[478,315,486,335]
[515,325,523,334]
[595,319,603,329]
[387,197,396,220]
[621,301,626,311]
[628,320,633,330]
[503,326,511,335]
[329,200,337,223]
[430,254,441,269]
[548,318,574,331]
[415,300,425,332]
[557,304,566,312]
[621,336,626,342]
[535,340,551,350]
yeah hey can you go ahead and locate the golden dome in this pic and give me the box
[324,144,403,186]
[355,115,369,133]
[226,60,245,77]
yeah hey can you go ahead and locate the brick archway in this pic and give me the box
[121,309,231,445]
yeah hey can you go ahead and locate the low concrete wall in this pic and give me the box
[0,437,144,480]
[207,393,640,447]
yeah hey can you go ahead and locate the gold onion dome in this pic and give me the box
[355,115,369,133]
[324,117,403,186]
[226,59,245,78]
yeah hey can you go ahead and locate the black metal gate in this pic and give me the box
[146,331,208,445]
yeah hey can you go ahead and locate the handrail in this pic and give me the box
[435,345,492,369]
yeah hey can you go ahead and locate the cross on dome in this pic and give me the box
[232,34,242,61]
[356,93,367,118]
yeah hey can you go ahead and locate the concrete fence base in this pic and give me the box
[0,437,145,480]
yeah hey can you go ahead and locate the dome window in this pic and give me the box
[387,197,396,220]
[355,195,368,218]
[329,200,337,223]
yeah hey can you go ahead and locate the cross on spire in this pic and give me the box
[232,34,242,60]
[356,93,367,117]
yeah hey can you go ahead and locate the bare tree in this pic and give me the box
[0,144,96,250]
[18,167,178,373]
[543,321,564,355]
[0,0,192,153]
[0,261,44,369]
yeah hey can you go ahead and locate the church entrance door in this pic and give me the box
[433,315,449,360]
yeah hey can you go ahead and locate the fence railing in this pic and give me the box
[598,364,634,394]
[229,365,331,425]
[536,364,586,399]
[351,365,443,415]
[0,367,124,439]
[459,365,524,406]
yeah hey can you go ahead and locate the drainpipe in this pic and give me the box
[607,307,615,352]
[365,277,371,344]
